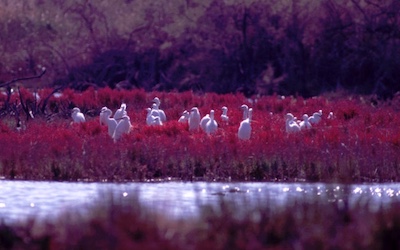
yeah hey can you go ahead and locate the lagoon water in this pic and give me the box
[1,180,400,223]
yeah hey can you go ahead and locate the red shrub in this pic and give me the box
[1,90,399,182]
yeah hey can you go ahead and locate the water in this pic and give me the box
[1,180,400,223]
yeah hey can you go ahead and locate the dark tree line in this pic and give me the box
[1,0,400,98]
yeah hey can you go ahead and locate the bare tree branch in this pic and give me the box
[0,68,47,88]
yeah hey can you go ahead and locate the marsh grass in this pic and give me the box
[1,88,400,183]
[1,191,400,249]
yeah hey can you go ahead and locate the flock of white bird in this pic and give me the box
[285,110,334,133]
[71,96,333,142]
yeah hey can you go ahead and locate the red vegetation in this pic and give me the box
[1,88,400,183]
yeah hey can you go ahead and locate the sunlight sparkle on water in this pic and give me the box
[123,192,128,197]
[296,187,303,192]
[283,187,290,192]
[0,203,5,208]
[370,187,382,197]
[353,187,363,194]
[30,203,35,207]
[387,189,395,197]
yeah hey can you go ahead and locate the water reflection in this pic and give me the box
[1,180,400,223]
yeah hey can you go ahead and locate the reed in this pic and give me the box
[1,190,400,249]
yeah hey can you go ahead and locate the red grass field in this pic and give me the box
[1,87,400,183]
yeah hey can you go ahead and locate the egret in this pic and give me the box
[99,106,108,125]
[309,110,322,124]
[200,113,210,132]
[205,110,218,135]
[153,116,163,126]
[238,108,252,140]
[71,107,85,123]
[114,103,127,121]
[221,106,229,123]
[178,110,190,123]
[113,115,132,142]
[327,111,334,119]
[241,104,249,120]
[150,103,160,116]
[285,113,300,133]
[299,114,312,130]
[146,106,162,126]
[152,97,166,122]
[188,107,201,131]
[101,108,118,137]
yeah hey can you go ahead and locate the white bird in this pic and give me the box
[241,104,249,120]
[99,106,108,125]
[238,108,252,140]
[327,111,334,119]
[146,108,155,126]
[188,107,201,131]
[285,113,300,133]
[178,110,190,123]
[71,107,85,123]
[221,106,229,123]
[152,97,166,122]
[101,108,118,137]
[152,116,163,126]
[200,113,210,131]
[309,110,322,124]
[299,114,312,130]
[113,115,132,142]
[114,103,127,121]
[146,107,163,126]
[205,110,218,135]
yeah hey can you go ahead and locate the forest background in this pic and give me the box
[0,0,399,99]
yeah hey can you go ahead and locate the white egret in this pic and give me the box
[309,110,322,124]
[238,108,252,140]
[101,108,118,137]
[205,110,218,135]
[99,106,108,125]
[71,107,85,123]
[299,114,312,130]
[114,103,127,121]
[241,104,249,120]
[152,97,166,122]
[285,113,300,133]
[146,106,163,126]
[153,116,163,126]
[113,115,132,142]
[178,110,190,123]
[146,108,155,126]
[327,111,334,119]
[200,113,210,132]
[188,107,201,131]
[221,106,229,123]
